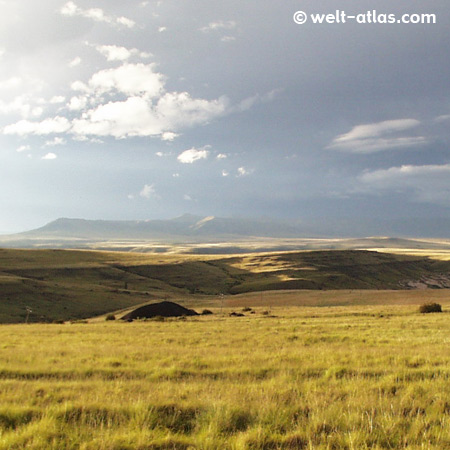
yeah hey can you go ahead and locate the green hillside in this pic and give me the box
[0,248,449,323]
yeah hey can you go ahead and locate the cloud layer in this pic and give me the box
[328,119,427,153]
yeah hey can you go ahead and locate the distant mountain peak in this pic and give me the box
[191,216,215,230]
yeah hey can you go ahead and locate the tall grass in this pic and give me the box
[0,305,449,449]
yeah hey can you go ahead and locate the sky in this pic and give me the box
[1,0,450,233]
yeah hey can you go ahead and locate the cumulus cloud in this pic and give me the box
[86,63,165,97]
[67,96,87,111]
[327,119,427,153]
[93,44,152,62]
[41,152,57,160]
[3,62,231,140]
[236,89,283,112]
[221,36,236,43]
[44,137,66,147]
[222,170,229,177]
[435,114,450,123]
[358,163,450,206]
[139,183,159,199]
[161,131,179,141]
[16,145,31,153]
[237,167,253,177]
[50,96,66,104]
[177,146,210,164]
[3,117,71,136]
[60,2,135,28]
[216,153,228,159]
[0,95,44,119]
[200,20,236,33]
[68,57,81,68]
[0,77,22,90]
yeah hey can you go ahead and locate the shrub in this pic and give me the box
[201,309,213,315]
[242,307,252,312]
[419,303,442,313]
[105,314,116,321]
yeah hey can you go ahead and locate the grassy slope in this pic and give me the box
[0,307,449,449]
[1,248,450,323]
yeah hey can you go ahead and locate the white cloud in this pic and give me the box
[116,17,135,28]
[183,194,192,201]
[161,131,179,141]
[60,1,77,15]
[41,152,57,160]
[139,183,159,199]
[16,145,31,153]
[44,137,66,147]
[50,96,66,104]
[68,57,82,68]
[237,167,253,177]
[156,92,228,129]
[216,153,228,159]
[71,81,89,93]
[177,146,210,164]
[222,170,229,177]
[67,96,87,111]
[0,77,22,90]
[158,27,167,32]
[358,163,450,206]
[0,95,44,119]
[327,119,427,153]
[72,96,159,138]
[200,20,237,33]
[87,63,165,97]
[221,36,236,42]
[70,92,227,139]
[93,45,151,62]
[3,61,233,140]
[172,173,180,178]
[435,114,450,123]
[3,117,71,136]
[236,89,283,112]
[60,2,135,28]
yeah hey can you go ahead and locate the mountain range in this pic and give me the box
[1,214,450,253]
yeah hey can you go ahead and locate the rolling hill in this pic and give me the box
[1,248,450,323]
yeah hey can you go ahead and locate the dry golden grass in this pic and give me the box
[0,305,449,449]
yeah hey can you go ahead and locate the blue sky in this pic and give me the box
[1,0,450,233]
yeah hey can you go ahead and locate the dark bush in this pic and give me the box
[201,309,213,315]
[419,303,442,313]
[105,314,116,321]
[242,307,252,312]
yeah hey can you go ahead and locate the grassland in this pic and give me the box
[2,248,450,323]
[0,306,449,449]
